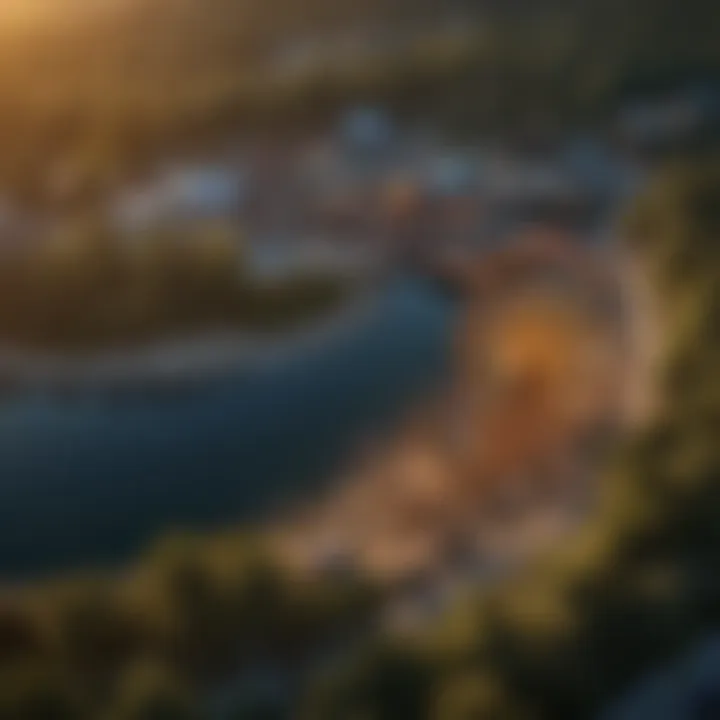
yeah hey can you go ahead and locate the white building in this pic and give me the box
[340,107,396,154]
[248,239,382,281]
[562,136,644,199]
[112,165,248,234]
[423,152,479,196]
[617,87,717,148]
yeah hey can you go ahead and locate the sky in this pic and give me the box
[0,0,153,45]
[0,0,128,29]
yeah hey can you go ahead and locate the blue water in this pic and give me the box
[0,280,455,579]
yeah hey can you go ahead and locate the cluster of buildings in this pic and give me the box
[273,235,625,617]
[105,106,646,283]
[0,80,715,277]
[6,85,717,278]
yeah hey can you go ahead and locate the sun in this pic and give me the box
[0,0,126,31]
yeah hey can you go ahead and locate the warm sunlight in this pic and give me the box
[0,0,124,32]
[0,0,714,716]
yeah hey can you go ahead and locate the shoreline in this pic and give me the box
[0,287,383,393]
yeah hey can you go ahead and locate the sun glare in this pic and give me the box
[0,0,124,31]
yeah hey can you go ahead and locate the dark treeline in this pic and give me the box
[0,220,343,351]
[0,531,378,719]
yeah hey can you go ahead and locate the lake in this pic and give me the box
[0,279,456,579]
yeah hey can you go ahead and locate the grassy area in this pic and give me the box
[0,220,345,352]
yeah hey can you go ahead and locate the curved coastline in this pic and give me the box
[0,277,456,578]
[0,286,384,393]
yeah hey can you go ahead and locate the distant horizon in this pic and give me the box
[0,0,129,31]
